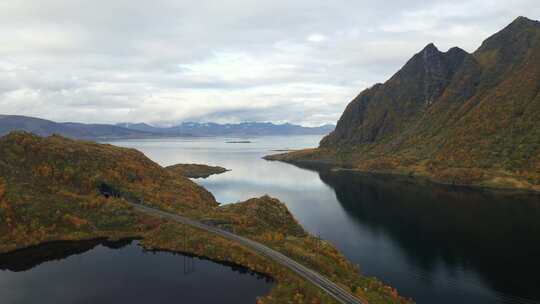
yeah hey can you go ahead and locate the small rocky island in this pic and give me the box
[165,163,229,179]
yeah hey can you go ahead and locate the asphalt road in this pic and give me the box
[128,202,366,304]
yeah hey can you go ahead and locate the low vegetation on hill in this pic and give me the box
[0,132,413,304]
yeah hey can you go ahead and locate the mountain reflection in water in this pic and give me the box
[108,136,540,304]
[316,169,540,303]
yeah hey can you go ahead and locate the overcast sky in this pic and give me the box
[0,1,538,126]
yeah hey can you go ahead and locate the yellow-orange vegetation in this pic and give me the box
[0,132,413,304]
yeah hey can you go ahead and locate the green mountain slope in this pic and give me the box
[267,17,540,191]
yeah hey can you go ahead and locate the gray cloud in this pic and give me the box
[0,0,539,126]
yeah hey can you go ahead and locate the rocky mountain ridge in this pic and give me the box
[267,16,540,191]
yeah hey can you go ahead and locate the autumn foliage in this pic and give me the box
[0,132,413,304]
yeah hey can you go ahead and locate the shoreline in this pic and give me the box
[0,237,273,282]
[264,152,540,194]
[0,197,410,304]
[0,132,413,304]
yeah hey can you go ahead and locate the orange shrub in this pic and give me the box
[62,214,89,229]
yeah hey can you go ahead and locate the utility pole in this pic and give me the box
[315,231,321,264]
[182,224,195,275]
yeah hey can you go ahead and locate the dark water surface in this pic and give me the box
[108,136,540,304]
[0,239,273,304]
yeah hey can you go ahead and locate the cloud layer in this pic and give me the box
[1,0,538,126]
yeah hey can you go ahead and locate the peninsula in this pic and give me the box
[0,132,411,304]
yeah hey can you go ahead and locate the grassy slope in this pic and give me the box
[0,132,412,304]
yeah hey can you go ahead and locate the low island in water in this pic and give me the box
[165,163,230,179]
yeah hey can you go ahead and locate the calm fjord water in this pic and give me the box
[2,135,538,304]
[0,240,273,304]
[110,135,540,304]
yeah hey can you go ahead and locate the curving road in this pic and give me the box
[129,202,366,304]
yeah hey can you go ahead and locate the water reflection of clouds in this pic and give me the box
[107,136,540,304]
[0,241,273,303]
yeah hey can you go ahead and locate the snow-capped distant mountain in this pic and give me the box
[117,121,335,136]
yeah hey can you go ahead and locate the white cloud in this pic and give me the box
[0,0,538,126]
[307,34,327,43]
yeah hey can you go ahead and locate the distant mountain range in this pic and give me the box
[0,115,158,139]
[267,16,540,192]
[0,114,334,139]
[116,122,335,136]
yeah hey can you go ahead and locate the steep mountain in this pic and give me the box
[320,43,468,146]
[118,121,335,136]
[0,115,158,139]
[267,17,540,191]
